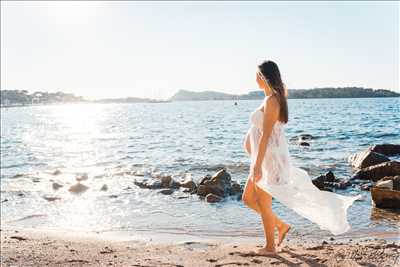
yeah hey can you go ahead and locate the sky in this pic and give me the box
[1,1,398,100]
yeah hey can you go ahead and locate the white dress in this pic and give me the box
[243,95,362,235]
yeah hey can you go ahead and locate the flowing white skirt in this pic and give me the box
[244,125,362,235]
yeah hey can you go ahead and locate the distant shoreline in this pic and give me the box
[1,96,399,109]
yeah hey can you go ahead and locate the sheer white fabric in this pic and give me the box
[243,95,362,235]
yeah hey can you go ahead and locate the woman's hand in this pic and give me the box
[252,164,262,183]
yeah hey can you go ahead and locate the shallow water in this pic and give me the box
[1,97,399,242]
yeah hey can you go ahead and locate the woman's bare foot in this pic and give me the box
[277,223,291,246]
[253,246,277,256]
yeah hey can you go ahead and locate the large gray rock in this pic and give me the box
[348,149,390,169]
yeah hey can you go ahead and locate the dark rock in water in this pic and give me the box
[348,149,390,169]
[196,168,231,197]
[52,182,63,190]
[312,175,326,189]
[325,171,335,182]
[352,161,400,182]
[199,174,212,186]
[299,134,314,140]
[1,199,9,203]
[52,170,62,176]
[312,171,350,191]
[379,176,400,191]
[100,184,108,191]
[197,184,224,197]
[169,179,181,189]
[299,142,310,147]
[230,182,243,195]
[370,144,400,157]
[205,193,223,203]
[68,183,89,193]
[371,186,400,209]
[158,189,174,195]
[161,175,172,188]
[290,134,314,141]
[12,174,24,178]
[179,178,197,191]
[148,180,163,189]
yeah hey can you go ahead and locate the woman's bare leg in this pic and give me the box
[242,175,287,231]
[253,184,276,252]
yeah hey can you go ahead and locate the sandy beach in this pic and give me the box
[1,228,399,267]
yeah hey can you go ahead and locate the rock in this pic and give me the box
[312,175,326,189]
[179,178,197,191]
[68,183,89,193]
[196,169,231,197]
[133,178,162,189]
[133,178,151,189]
[199,174,212,185]
[230,182,243,195]
[290,134,314,142]
[370,144,400,156]
[376,180,393,190]
[161,175,172,188]
[379,176,400,191]
[205,193,223,203]
[158,189,174,195]
[52,182,63,190]
[312,171,338,190]
[148,180,163,189]
[42,195,61,202]
[348,149,390,169]
[100,184,108,191]
[299,142,310,146]
[352,161,400,182]
[52,170,62,176]
[76,173,89,182]
[169,179,181,189]
[325,171,335,182]
[371,186,400,209]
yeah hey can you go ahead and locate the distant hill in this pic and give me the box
[0,90,85,106]
[0,90,167,107]
[169,87,400,101]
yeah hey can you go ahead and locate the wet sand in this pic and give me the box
[1,228,399,266]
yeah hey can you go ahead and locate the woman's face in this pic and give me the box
[256,71,272,94]
[256,71,264,89]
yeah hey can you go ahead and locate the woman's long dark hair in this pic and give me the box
[258,60,289,123]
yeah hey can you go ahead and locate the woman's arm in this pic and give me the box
[253,96,280,181]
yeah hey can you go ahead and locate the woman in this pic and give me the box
[242,60,362,256]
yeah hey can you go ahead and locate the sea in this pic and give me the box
[1,97,399,243]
